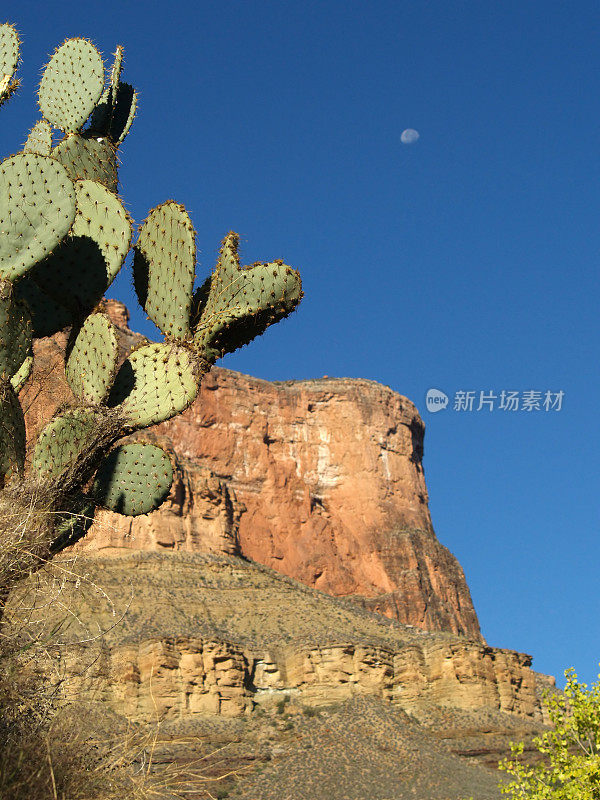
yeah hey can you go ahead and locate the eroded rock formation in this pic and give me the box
[15,552,547,724]
[55,300,483,640]
[45,635,543,722]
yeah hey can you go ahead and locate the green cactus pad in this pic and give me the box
[32,408,100,481]
[111,83,137,144]
[0,23,20,106]
[15,276,73,337]
[0,74,18,107]
[91,442,173,516]
[87,44,137,146]
[0,153,76,282]
[23,120,52,155]
[0,381,25,485]
[108,342,200,428]
[53,133,118,192]
[89,85,137,145]
[0,280,32,381]
[10,353,32,393]
[39,38,104,133]
[193,232,303,360]
[133,202,196,340]
[29,179,132,317]
[65,313,118,404]
[88,44,124,133]
[0,23,19,79]
[87,87,110,135]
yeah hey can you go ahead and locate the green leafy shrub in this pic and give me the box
[498,667,600,799]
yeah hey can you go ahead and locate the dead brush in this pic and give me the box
[1,520,246,800]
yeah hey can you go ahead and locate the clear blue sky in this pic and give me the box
[4,1,599,690]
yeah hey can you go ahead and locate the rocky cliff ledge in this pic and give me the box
[43,300,482,641]
[12,552,543,724]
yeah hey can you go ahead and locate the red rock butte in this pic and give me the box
[24,299,481,641]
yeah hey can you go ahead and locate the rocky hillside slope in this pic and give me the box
[11,551,542,723]
[9,550,550,799]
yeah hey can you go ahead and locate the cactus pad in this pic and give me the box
[0,23,19,79]
[193,232,303,360]
[91,442,173,516]
[0,381,25,484]
[32,408,100,481]
[87,87,110,134]
[0,153,76,282]
[0,23,20,106]
[29,179,132,316]
[10,353,32,393]
[0,280,32,380]
[66,313,118,403]
[23,120,52,155]
[54,133,118,192]
[87,44,137,145]
[111,83,137,145]
[133,202,196,340]
[39,38,104,133]
[108,342,200,428]
[89,87,137,146]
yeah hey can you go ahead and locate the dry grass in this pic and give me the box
[0,625,244,800]
[0,515,240,800]
[7,550,435,654]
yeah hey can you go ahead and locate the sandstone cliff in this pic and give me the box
[33,300,482,641]
[10,551,545,724]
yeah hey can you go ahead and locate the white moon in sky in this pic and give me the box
[400,129,420,144]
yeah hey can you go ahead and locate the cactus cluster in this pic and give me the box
[0,25,302,580]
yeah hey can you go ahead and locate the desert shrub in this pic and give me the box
[498,667,600,799]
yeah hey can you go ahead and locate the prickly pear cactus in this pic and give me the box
[91,443,173,516]
[0,153,77,282]
[133,202,196,340]
[23,120,53,155]
[65,313,118,403]
[0,28,302,587]
[28,179,132,315]
[108,341,201,429]
[0,282,32,381]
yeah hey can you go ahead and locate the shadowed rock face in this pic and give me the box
[26,299,481,640]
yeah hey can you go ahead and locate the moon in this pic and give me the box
[400,129,420,145]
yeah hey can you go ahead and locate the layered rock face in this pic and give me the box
[50,635,541,722]
[14,299,554,758]
[58,300,482,640]
[15,552,545,724]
